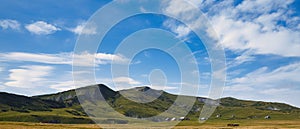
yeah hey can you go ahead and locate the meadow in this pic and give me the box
[1,119,300,129]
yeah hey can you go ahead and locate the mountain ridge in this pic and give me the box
[35,84,300,109]
[0,84,299,124]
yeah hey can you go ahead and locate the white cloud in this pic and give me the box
[259,88,290,95]
[236,0,294,14]
[229,63,300,87]
[5,65,53,88]
[233,54,255,65]
[162,0,300,57]
[224,62,300,107]
[206,0,300,57]
[0,52,129,94]
[0,52,129,67]
[0,19,20,30]
[162,0,199,21]
[69,22,97,35]
[3,67,78,95]
[169,82,207,89]
[25,21,60,35]
[227,51,256,68]
[50,81,75,92]
[73,52,129,66]
[224,84,254,92]
[148,85,178,91]
[0,52,71,65]
[102,77,142,91]
[96,53,129,64]
[162,0,203,38]
[113,77,141,85]
[163,19,191,38]
[96,77,178,91]
[210,14,300,57]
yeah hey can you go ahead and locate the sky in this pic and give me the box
[0,0,300,107]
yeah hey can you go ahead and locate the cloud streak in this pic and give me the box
[113,77,141,85]
[0,52,129,67]
[162,0,300,57]
[50,81,75,92]
[206,0,300,57]
[5,65,53,88]
[225,62,300,107]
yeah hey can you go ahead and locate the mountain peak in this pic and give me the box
[134,86,151,92]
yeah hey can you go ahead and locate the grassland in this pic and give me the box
[0,119,300,129]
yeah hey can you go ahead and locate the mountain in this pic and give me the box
[0,92,64,112]
[0,84,299,124]
[36,84,116,106]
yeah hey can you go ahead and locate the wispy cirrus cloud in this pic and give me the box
[225,62,300,107]
[0,52,72,65]
[205,0,300,57]
[162,0,300,57]
[25,21,61,35]
[3,66,76,95]
[0,19,20,30]
[93,77,142,91]
[113,77,141,85]
[0,51,130,94]
[5,65,53,88]
[228,63,300,87]
[0,52,129,67]
[49,81,75,92]
[227,51,256,69]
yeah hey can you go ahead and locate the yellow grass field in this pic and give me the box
[0,120,300,129]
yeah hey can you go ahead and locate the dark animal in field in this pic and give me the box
[265,115,271,119]
[227,123,239,127]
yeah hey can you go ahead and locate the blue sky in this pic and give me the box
[0,0,300,107]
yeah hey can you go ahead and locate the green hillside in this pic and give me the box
[0,84,299,124]
[0,92,64,113]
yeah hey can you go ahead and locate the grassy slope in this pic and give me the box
[0,92,64,112]
[0,84,299,124]
[0,108,93,124]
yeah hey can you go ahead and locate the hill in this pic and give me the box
[0,84,299,124]
[0,92,64,112]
